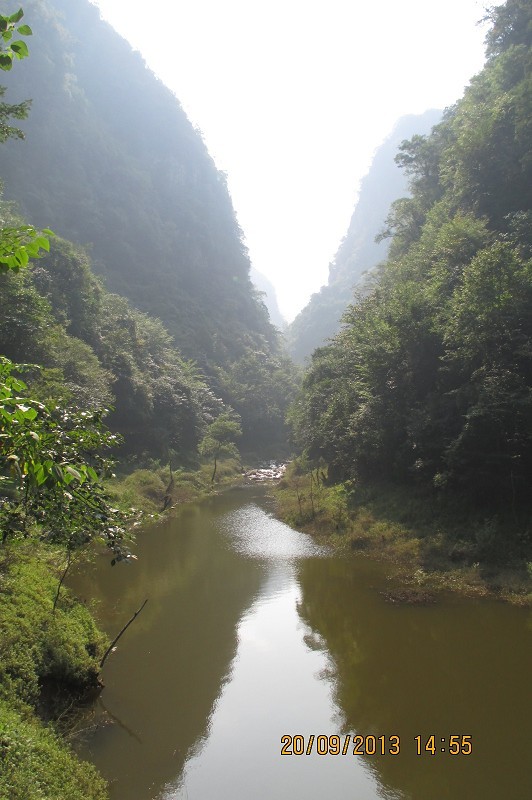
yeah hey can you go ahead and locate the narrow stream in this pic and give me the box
[70,486,531,800]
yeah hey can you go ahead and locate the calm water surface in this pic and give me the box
[70,486,532,800]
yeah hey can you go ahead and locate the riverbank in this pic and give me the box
[64,476,532,800]
[0,456,247,799]
[106,458,288,520]
[106,457,245,517]
[0,541,109,799]
[273,465,532,606]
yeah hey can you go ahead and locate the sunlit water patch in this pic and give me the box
[219,500,328,560]
[161,573,381,800]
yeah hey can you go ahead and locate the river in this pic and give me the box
[70,485,532,800]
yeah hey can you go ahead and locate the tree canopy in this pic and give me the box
[291,0,532,551]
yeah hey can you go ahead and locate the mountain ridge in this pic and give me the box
[0,0,295,452]
[286,110,442,363]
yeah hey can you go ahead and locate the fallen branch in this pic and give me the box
[53,546,72,614]
[99,598,148,669]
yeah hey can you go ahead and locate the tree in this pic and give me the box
[0,9,122,556]
[0,8,52,269]
[484,0,532,58]
[290,0,532,548]
[0,7,31,141]
[199,412,242,482]
[0,357,127,553]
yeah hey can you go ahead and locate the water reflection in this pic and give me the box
[71,492,265,800]
[163,565,378,800]
[296,557,532,800]
[219,497,327,560]
[71,488,532,800]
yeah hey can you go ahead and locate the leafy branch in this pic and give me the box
[0,224,54,273]
[0,7,32,71]
[0,357,129,560]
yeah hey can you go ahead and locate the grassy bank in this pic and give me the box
[107,457,244,516]
[0,542,109,800]
[274,464,532,606]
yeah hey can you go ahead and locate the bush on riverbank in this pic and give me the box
[274,462,532,605]
[0,542,109,799]
[0,543,106,708]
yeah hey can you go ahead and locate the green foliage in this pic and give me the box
[275,468,531,601]
[0,196,292,460]
[0,544,106,707]
[0,7,32,72]
[0,0,292,456]
[200,412,242,454]
[0,84,29,143]
[0,224,52,272]
[0,700,108,800]
[107,467,168,514]
[0,203,53,286]
[0,10,108,798]
[0,224,228,461]
[0,8,32,144]
[0,357,128,559]
[217,346,297,454]
[108,458,243,514]
[484,0,532,58]
[291,0,532,558]
[200,411,242,481]
[0,544,108,800]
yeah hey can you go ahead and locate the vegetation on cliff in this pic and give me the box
[0,0,297,453]
[288,0,532,582]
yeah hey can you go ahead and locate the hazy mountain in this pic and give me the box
[0,0,278,365]
[0,0,296,450]
[286,110,442,363]
[250,267,286,331]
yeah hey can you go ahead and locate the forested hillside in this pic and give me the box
[291,0,532,548]
[0,0,295,453]
[287,111,441,364]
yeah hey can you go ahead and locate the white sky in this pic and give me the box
[90,0,489,321]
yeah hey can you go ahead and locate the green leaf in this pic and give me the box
[65,466,82,481]
[16,24,32,36]
[8,9,24,23]
[16,404,38,420]
[0,53,13,70]
[34,465,46,486]
[87,466,99,482]
[34,236,50,251]
[51,464,64,483]
[10,40,29,58]
[10,378,27,392]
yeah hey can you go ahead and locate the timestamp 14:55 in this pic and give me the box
[415,735,473,755]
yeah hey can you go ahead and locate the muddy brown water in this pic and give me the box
[69,486,532,800]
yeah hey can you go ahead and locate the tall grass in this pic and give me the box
[0,542,109,799]
[274,463,532,605]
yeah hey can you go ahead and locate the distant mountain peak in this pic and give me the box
[286,109,442,363]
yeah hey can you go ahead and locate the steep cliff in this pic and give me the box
[287,110,441,363]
